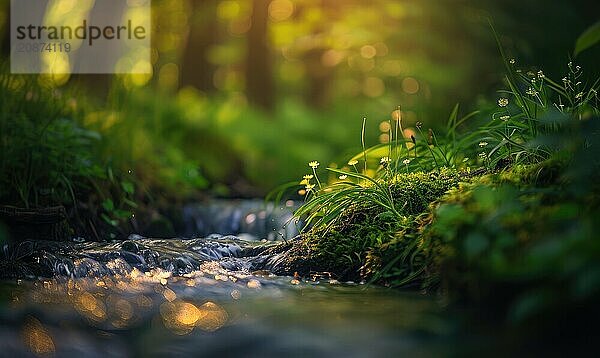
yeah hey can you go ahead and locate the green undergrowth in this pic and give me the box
[429,152,599,324]
[0,72,138,239]
[290,26,600,334]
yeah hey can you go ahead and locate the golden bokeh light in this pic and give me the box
[247,279,261,289]
[74,292,107,322]
[196,301,228,332]
[176,302,202,325]
[379,121,391,132]
[22,317,55,356]
[160,300,228,335]
[269,0,294,22]
[360,45,377,59]
[402,77,420,94]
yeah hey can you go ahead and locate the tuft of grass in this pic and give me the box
[295,169,460,282]
[0,72,100,209]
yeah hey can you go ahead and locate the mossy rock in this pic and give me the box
[281,169,463,281]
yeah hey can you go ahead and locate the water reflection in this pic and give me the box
[1,267,447,357]
[0,235,451,356]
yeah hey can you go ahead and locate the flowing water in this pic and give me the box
[0,201,510,357]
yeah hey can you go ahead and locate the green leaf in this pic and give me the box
[326,167,379,187]
[574,20,600,57]
[347,141,409,163]
[114,209,131,219]
[101,213,118,227]
[121,181,134,195]
[102,199,114,211]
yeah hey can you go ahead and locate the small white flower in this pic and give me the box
[509,58,516,64]
[498,98,509,107]
[308,161,320,169]
[479,141,488,147]
[402,159,411,165]
[338,174,348,180]
[537,70,545,79]
[380,156,391,165]
[499,115,510,121]
[478,152,487,159]
[526,87,538,96]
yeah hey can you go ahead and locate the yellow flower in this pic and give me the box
[347,159,358,166]
[380,156,391,164]
[309,161,320,169]
[303,174,313,180]
[498,98,509,107]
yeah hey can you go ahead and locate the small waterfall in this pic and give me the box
[181,199,301,241]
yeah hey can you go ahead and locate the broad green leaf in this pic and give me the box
[102,199,114,211]
[574,20,600,57]
[121,181,134,195]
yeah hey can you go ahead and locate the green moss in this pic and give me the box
[389,169,462,215]
[299,169,461,281]
[301,159,577,287]
[416,155,600,325]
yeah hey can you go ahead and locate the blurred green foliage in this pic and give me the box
[430,131,600,324]
[0,0,596,197]
[0,73,101,208]
[0,73,137,238]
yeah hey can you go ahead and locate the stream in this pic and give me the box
[0,200,517,356]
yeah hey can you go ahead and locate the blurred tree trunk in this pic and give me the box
[181,0,218,92]
[246,0,275,111]
[301,0,336,109]
[303,48,333,109]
